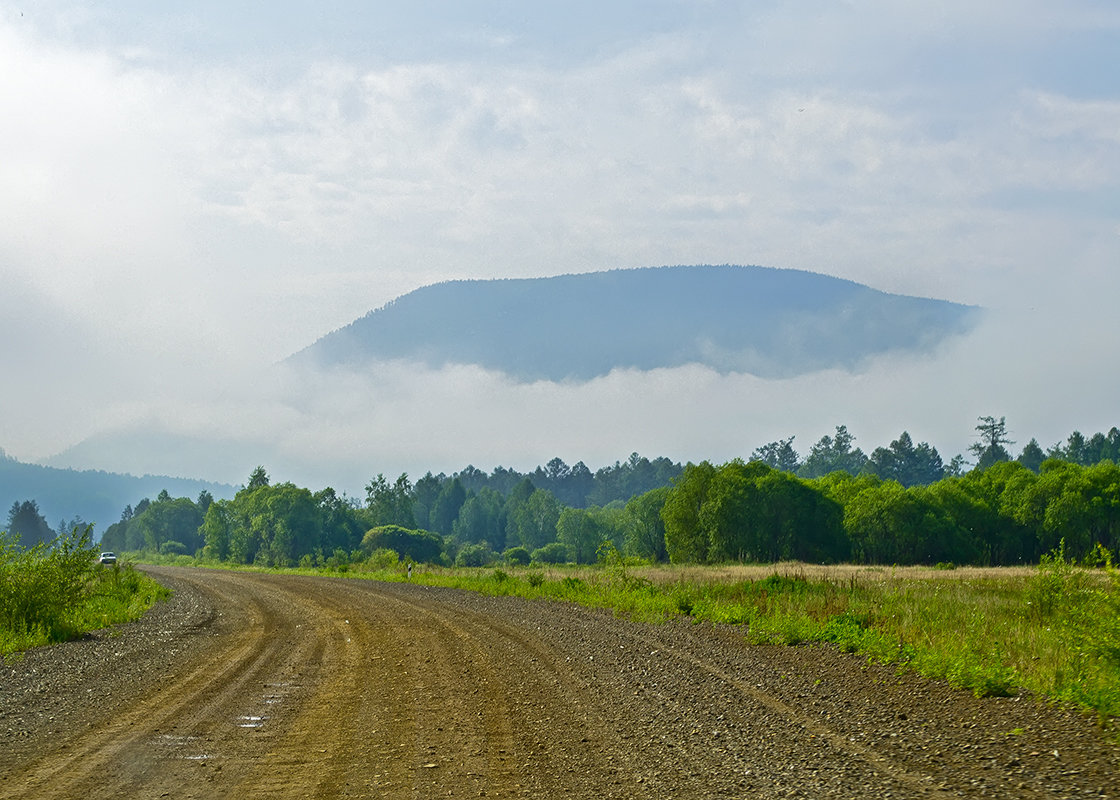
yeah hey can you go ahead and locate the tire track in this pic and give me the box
[0,571,326,800]
[4,569,1116,799]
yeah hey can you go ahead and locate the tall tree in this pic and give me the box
[661,461,717,563]
[1017,439,1046,473]
[750,437,800,473]
[970,416,1013,470]
[6,500,53,548]
[366,473,416,528]
[866,432,944,487]
[247,466,270,490]
[509,489,561,550]
[431,478,467,536]
[410,472,443,530]
[556,507,606,564]
[453,487,505,548]
[624,487,669,562]
[799,425,868,478]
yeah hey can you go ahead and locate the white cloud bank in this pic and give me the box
[1,3,1117,490]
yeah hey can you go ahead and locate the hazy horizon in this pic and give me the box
[2,2,1118,492]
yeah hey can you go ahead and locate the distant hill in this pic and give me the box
[0,451,235,540]
[291,265,981,381]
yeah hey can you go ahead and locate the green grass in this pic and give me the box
[0,530,170,656]
[125,547,1120,729]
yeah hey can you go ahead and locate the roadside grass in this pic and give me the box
[0,529,170,656]
[127,547,1120,728]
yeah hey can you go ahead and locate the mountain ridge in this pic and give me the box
[0,451,235,538]
[291,265,981,381]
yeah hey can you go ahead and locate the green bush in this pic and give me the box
[362,525,444,563]
[531,542,571,564]
[455,542,497,567]
[366,548,400,569]
[503,546,531,566]
[1,527,97,642]
[1,526,169,654]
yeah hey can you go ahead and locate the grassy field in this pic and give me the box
[130,548,1120,729]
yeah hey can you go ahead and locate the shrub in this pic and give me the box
[362,525,444,563]
[325,548,350,571]
[455,543,497,567]
[560,576,585,592]
[503,546,531,566]
[366,548,400,569]
[0,527,97,643]
[531,542,571,564]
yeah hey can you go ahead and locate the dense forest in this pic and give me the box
[80,419,1120,569]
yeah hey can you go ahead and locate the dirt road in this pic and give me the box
[1,567,1116,798]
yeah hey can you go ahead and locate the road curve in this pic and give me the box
[1,567,1117,799]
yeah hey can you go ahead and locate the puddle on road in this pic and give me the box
[152,732,213,762]
[233,681,302,731]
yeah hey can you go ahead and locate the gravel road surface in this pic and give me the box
[1,567,1116,799]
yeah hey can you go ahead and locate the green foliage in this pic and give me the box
[98,429,1120,572]
[198,472,370,567]
[531,541,571,564]
[799,425,868,479]
[1024,543,1120,718]
[623,487,669,562]
[556,507,607,564]
[0,526,168,653]
[431,478,467,536]
[5,500,53,548]
[844,481,973,565]
[864,431,945,487]
[366,547,400,569]
[502,546,531,565]
[361,525,444,564]
[661,461,716,563]
[453,487,505,548]
[663,460,846,564]
[971,416,1014,471]
[509,488,561,550]
[0,526,97,641]
[750,437,800,472]
[455,542,497,567]
[365,473,417,529]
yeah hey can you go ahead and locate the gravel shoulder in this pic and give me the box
[1,567,1116,799]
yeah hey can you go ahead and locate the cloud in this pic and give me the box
[1,4,1117,483]
[43,297,1119,496]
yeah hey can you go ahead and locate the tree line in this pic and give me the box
[38,420,1120,567]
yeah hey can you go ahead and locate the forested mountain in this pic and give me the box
[291,265,980,381]
[0,450,234,541]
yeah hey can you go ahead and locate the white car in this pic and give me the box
[98,552,117,565]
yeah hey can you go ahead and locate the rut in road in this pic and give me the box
[2,567,1117,799]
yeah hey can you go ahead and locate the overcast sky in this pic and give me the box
[2,2,1118,492]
